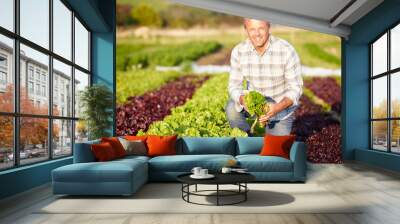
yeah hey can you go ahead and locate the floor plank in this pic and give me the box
[1,162,400,224]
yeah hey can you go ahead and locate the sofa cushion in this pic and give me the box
[115,155,150,163]
[260,134,296,159]
[91,142,118,161]
[119,138,147,156]
[52,159,147,183]
[73,140,100,163]
[178,137,236,155]
[147,135,177,157]
[101,137,127,158]
[149,154,235,172]
[236,137,263,155]
[236,155,293,172]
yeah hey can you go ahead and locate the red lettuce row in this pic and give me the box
[116,75,209,136]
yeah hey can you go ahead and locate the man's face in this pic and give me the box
[244,19,269,48]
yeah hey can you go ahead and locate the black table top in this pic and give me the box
[177,172,255,185]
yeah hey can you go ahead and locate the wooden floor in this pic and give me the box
[1,162,400,224]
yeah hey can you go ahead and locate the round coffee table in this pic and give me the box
[177,173,255,206]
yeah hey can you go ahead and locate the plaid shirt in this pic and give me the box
[228,35,303,121]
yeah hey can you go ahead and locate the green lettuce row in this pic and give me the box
[117,41,221,71]
[138,74,247,137]
[117,69,185,104]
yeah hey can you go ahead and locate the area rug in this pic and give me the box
[37,183,362,214]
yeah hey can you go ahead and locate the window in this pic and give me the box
[28,81,34,94]
[53,59,72,117]
[36,84,40,95]
[0,34,13,113]
[0,55,7,67]
[53,119,72,158]
[42,85,46,97]
[20,0,49,49]
[391,24,400,70]
[0,116,13,170]
[0,54,8,88]
[35,70,41,81]
[20,117,49,165]
[53,0,72,60]
[28,67,34,80]
[75,17,89,70]
[0,0,14,32]
[0,0,91,170]
[74,69,89,118]
[370,23,400,154]
[0,71,6,85]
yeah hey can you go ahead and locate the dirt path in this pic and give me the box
[196,48,232,65]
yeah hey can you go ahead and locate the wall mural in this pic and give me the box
[115,0,342,163]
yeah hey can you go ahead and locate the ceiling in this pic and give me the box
[171,0,384,38]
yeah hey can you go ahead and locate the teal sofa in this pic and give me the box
[52,137,307,196]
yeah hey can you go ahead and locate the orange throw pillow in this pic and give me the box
[260,134,296,159]
[91,142,117,162]
[146,135,177,157]
[101,137,126,158]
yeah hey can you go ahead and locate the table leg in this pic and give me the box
[245,183,247,201]
[217,184,219,206]
[187,184,190,202]
[195,184,197,192]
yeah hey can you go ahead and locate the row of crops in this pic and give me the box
[116,36,342,163]
[116,70,342,163]
[117,41,221,71]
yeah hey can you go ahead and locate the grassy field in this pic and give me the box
[117,27,341,70]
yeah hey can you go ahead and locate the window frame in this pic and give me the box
[370,20,400,154]
[0,0,92,171]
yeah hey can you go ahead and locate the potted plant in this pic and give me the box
[79,84,113,140]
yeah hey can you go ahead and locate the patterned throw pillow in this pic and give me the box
[119,137,147,156]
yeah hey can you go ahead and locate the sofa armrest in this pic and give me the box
[73,140,100,163]
[289,141,307,181]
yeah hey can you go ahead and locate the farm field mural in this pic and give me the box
[116,0,343,163]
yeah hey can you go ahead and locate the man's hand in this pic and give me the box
[259,104,279,123]
[239,95,249,112]
[259,97,293,123]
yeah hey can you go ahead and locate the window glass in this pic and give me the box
[391,24,400,70]
[20,0,49,49]
[0,0,14,31]
[74,69,89,118]
[372,76,387,119]
[0,35,14,113]
[0,116,14,170]
[20,117,49,165]
[372,121,388,151]
[20,44,49,115]
[53,59,72,117]
[74,18,89,70]
[75,120,88,143]
[391,120,400,153]
[372,33,387,76]
[391,72,400,118]
[53,119,72,157]
[53,0,72,60]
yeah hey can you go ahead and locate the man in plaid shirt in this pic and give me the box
[226,18,303,136]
